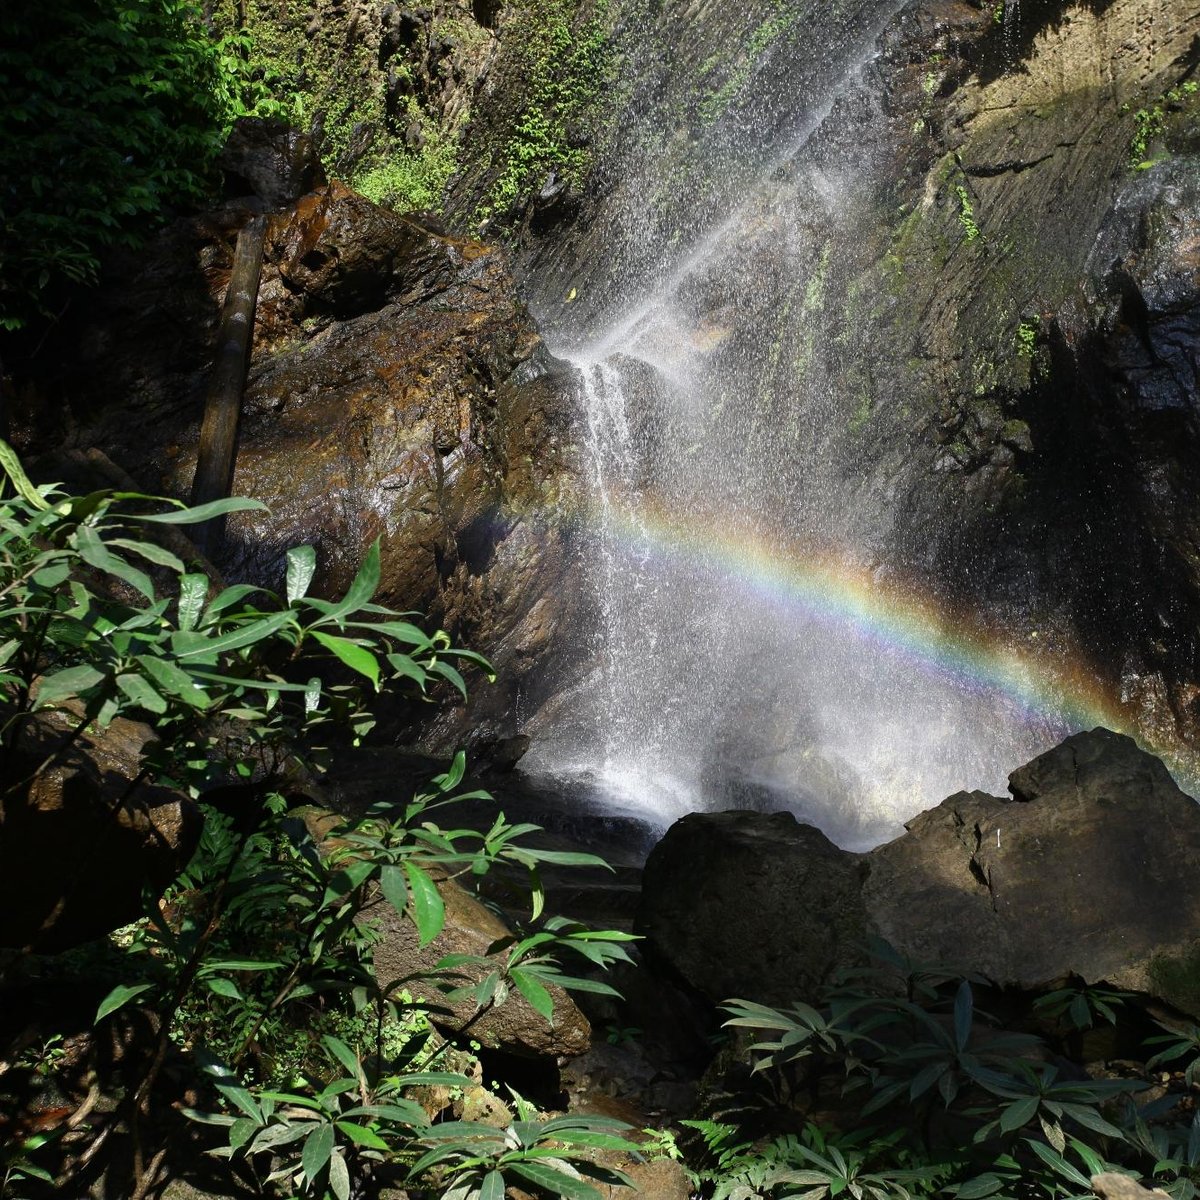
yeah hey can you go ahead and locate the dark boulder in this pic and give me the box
[0,713,201,952]
[635,809,867,1005]
[865,728,1200,1014]
[217,118,327,209]
[636,730,1200,1016]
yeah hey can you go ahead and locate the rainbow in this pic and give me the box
[582,493,1197,782]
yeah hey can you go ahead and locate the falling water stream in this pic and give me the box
[520,0,1080,849]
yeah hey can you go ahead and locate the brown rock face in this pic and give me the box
[0,715,200,952]
[15,180,587,751]
[865,728,1200,1013]
[369,873,592,1060]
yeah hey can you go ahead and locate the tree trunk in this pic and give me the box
[190,216,266,556]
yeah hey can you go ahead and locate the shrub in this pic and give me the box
[0,0,281,330]
[0,446,640,1198]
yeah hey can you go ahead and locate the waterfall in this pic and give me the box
[520,0,1074,848]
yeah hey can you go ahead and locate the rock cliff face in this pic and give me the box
[513,0,1200,765]
[6,0,1199,768]
[10,177,589,750]
[637,729,1200,1017]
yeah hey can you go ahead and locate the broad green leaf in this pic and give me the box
[74,524,154,598]
[511,968,555,1023]
[311,630,380,688]
[380,864,407,915]
[206,977,243,1000]
[328,1150,349,1200]
[321,1036,360,1077]
[31,561,70,588]
[200,583,266,624]
[404,862,445,946]
[479,1170,505,1200]
[429,659,467,698]
[136,654,210,707]
[334,1121,389,1150]
[954,979,973,1052]
[301,1123,335,1186]
[177,573,207,631]
[95,981,156,1022]
[286,544,317,605]
[172,609,294,659]
[1000,1095,1039,1132]
[138,496,268,524]
[386,652,427,689]
[509,1160,602,1200]
[109,536,184,573]
[0,439,50,509]
[37,663,106,706]
[116,671,167,714]
[321,538,381,623]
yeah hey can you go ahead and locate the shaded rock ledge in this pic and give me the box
[637,728,1200,1017]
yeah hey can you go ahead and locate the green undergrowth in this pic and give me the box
[479,0,613,225]
[0,0,284,330]
[675,942,1200,1200]
[0,448,638,1200]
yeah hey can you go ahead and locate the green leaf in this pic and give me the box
[511,968,555,1023]
[335,1121,389,1150]
[0,439,51,509]
[172,609,294,659]
[954,1177,1004,1199]
[311,630,380,688]
[380,864,407,915]
[301,1123,335,1186]
[206,977,243,1000]
[313,539,381,626]
[138,497,268,524]
[136,654,210,708]
[116,671,167,714]
[37,664,106,706]
[322,1036,360,1077]
[404,863,445,946]
[429,659,467,698]
[479,1170,506,1200]
[1000,1096,1040,1132]
[95,981,156,1022]
[286,544,317,605]
[177,573,207,631]
[330,1149,351,1200]
[954,979,973,1052]
[109,537,185,573]
[509,1161,602,1200]
[74,524,154,598]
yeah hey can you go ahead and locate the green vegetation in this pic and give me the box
[1016,317,1039,358]
[354,100,467,215]
[482,0,612,222]
[955,184,981,243]
[682,947,1200,1200]
[1127,81,1199,169]
[698,1,802,125]
[0,446,637,1198]
[0,0,281,330]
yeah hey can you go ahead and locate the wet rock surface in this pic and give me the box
[637,730,1200,1015]
[866,729,1200,1013]
[12,180,589,751]
[0,713,200,952]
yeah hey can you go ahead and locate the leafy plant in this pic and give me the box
[0,0,284,330]
[410,1091,640,1200]
[0,450,639,1198]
